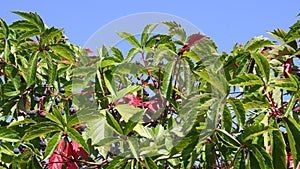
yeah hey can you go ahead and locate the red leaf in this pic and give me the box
[70,141,89,161]
[49,137,84,169]
[121,94,143,107]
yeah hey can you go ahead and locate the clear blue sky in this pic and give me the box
[1,1,299,52]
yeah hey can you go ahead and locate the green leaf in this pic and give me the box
[244,36,273,51]
[242,93,271,110]
[27,51,39,87]
[23,122,61,141]
[283,117,300,168]
[248,151,262,169]
[67,127,89,152]
[267,29,287,43]
[222,105,232,132]
[273,78,298,92]
[133,124,153,139]
[124,47,141,62]
[106,110,123,134]
[286,20,300,43]
[110,46,124,61]
[40,27,63,46]
[48,44,75,64]
[141,23,158,47]
[216,129,240,148]
[271,122,287,169]
[227,98,246,128]
[0,127,20,142]
[8,118,36,128]
[229,73,264,86]
[124,110,145,136]
[144,157,158,169]
[0,18,9,38]
[112,85,142,103]
[162,61,176,99]
[43,132,62,160]
[253,145,273,169]
[242,124,276,143]
[117,32,140,48]
[115,104,144,123]
[10,20,38,31]
[252,52,270,83]
[127,137,139,159]
[12,11,45,31]
[194,70,227,96]
[161,21,186,41]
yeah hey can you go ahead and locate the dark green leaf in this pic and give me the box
[271,122,287,169]
[283,117,300,168]
[0,127,20,142]
[222,105,232,132]
[23,122,61,141]
[144,157,158,169]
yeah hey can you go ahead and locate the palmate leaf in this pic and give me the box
[67,127,89,153]
[286,20,300,43]
[12,11,45,31]
[244,36,273,51]
[267,29,287,43]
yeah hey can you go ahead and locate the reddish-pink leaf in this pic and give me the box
[186,34,206,47]
[70,141,89,161]
[85,48,93,54]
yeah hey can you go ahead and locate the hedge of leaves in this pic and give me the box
[0,11,300,169]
